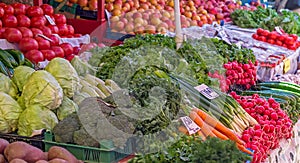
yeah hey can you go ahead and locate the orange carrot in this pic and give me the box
[197,131,206,141]
[190,111,216,137]
[192,108,245,145]
[178,126,189,135]
[236,143,253,155]
[206,124,229,140]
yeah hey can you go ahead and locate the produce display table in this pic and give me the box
[181,25,300,82]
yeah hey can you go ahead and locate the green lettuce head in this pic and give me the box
[12,66,35,92]
[45,58,81,98]
[0,73,18,99]
[71,56,96,76]
[18,105,59,137]
[57,96,79,121]
[0,92,23,133]
[21,70,63,110]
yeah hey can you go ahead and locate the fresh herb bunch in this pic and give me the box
[210,38,256,64]
[231,6,278,28]
[129,136,252,163]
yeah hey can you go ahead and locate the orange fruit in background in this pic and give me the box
[112,9,121,16]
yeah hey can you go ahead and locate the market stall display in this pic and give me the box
[0,0,300,163]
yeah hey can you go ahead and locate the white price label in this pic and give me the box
[194,84,219,100]
[36,34,53,42]
[45,15,56,26]
[180,116,200,135]
[275,27,283,35]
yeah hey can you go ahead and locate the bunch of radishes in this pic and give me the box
[230,92,293,163]
[209,60,257,92]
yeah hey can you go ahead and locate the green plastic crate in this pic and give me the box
[48,0,78,14]
[44,131,134,163]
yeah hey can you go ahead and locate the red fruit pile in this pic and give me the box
[230,92,293,163]
[252,28,300,50]
[209,60,257,92]
[0,3,84,63]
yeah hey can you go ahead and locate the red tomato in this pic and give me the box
[282,44,288,48]
[47,25,58,34]
[18,27,33,38]
[289,34,298,41]
[275,40,283,46]
[13,3,26,15]
[0,28,5,39]
[73,33,82,37]
[0,3,6,8]
[17,15,31,27]
[30,16,46,28]
[31,28,43,37]
[267,39,275,44]
[3,15,18,28]
[24,4,30,11]
[73,46,81,55]
[40,4,54,15]
[285,37,295,45]
[278,35,286,41]
[35,37,51,50]
[257,28,264,36]
[67,25,75,35]
[261,30,269,37]
[5,28,22,43]
[57,24,68,36]
[0,7,4,18]
[39,26,52,37]
[53,14,66,25]
[49,35,60,46]
[41,49,56,61]
[60,43,73,56]
[26,6,44,17]
[268,31,278,40]
[25,50,44,64]
[65,54,75,61]
[51,46,64,58]
[288,45,297,50]
[0,20,2,28]
[19,37,39,52]
[252,34,259,40]
[257,36,266,42]
[3,5,14,15]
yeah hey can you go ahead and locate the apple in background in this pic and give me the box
[134,17,144,24]
[115,21,125,31]
[134,26,144,34]
[145,25,156,34]
[98,43,106,48]
[133,12,142,19]
[125,23,134,33]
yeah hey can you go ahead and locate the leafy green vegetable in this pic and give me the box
[21,70,63,110]
[18,105,58,136]
[0,73,18,99]
[129,136,252,163]
[0,92,23,133]
[12,66,35,93]
[57,96,78,121]
[45,58,81,98]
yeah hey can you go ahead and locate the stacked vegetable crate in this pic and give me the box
[44,131,134,163]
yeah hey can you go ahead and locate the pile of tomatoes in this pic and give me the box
[252,28,300,51]
[0,3,83,63]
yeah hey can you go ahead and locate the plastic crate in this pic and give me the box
[48,0,79,14]
[0,131,45,150]
[105,28,135,41]
[76,8,98,20]
[44,131,134,163]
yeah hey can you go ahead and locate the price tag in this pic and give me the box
[283,58,291,73]
[180,116,200,135]
[275,27,283,35]
[36,34,53,42]
[45,15,56,26]
[194,84,219,100]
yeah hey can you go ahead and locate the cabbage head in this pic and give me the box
[71,56,96,76]
[21,70,63,110]
[12,66,35,92]
[45,58,81,98]
[0,92,23,133]
[73,91,91,106]
[57,96,78,121]
[0,73,18,99]
[18,105,58,137]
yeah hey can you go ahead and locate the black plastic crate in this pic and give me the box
[105,28,135,42]
[75,8,98,20]
[0,130,46,150]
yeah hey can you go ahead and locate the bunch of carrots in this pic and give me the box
[179,107,253,155]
